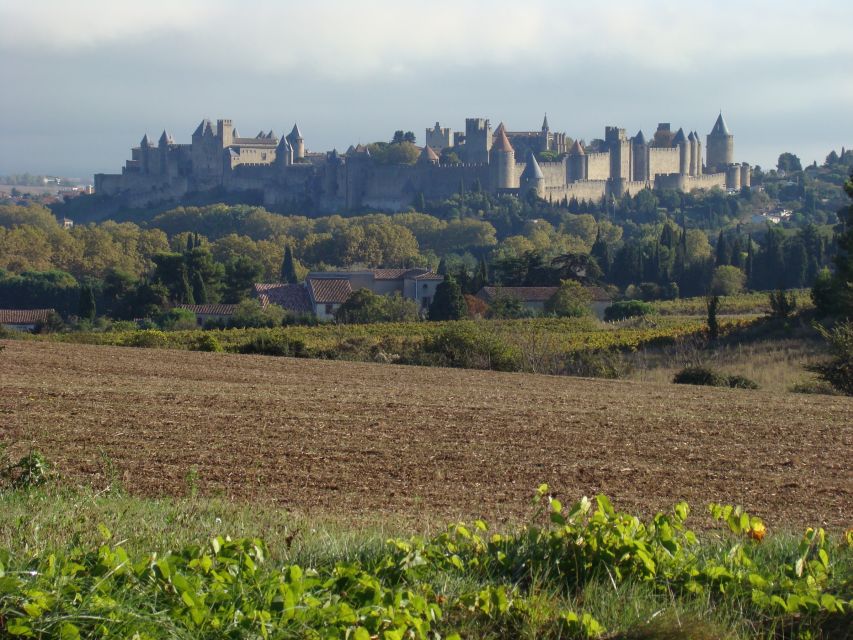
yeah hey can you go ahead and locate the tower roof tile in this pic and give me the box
[492,128,514,153]
[569,140,585,155]
[711,113,730,136]
[672,128,687,145]
[634,130,646,145]
[520,151,544,180]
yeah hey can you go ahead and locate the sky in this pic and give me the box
[1,0,851,180]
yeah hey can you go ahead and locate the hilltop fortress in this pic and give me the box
[95,114,751,212]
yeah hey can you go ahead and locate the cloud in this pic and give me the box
[3,0,851,77]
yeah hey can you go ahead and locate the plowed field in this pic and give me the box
[2,340,851,528]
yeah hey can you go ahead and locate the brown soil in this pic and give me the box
[2,340,851,528]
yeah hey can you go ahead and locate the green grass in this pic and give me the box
[1,485,849,639]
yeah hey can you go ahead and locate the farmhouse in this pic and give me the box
[176,303,238,326]
[0,308,55,332]
[253,268,443,320]
[476,285,613,318]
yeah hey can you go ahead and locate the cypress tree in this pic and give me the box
[415,192,426,212]
[436,257,448,276]
[179,268,195,304]
[192,271,208,304]
[186,234,194,253]
[745,234,755,286]
[428,275,467,321]
[591,228,610,278]
[281,244,298,283]
[78,285,96,321]
[715,230,729,266]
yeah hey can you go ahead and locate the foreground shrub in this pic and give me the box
[123,329,169,348]
[190,333,223,352]
[237,332,307,357]
[808,320,853,395]
[673,366,759,389]
[604,300,654,322]
[1,450,51,489]
[559,348,628,379]
[421,322,520,371]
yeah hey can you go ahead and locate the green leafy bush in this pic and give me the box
[808,321,853,395]
[421,322,520,371]
[237,333,307,357]
[190,333,223,353]
[123,329,169,348]
[604,300,654,322]
[673,367,759,389]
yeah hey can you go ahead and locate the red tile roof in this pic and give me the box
[307,278,352,304]
[372,268,442,281]
[177,304,237,316]
[0,308,55,324]
[252,283,313,314]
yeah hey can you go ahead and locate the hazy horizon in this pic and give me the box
[1,0,851,180]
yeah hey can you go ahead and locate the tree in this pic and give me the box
[334,289,387,324]
[229,300,285,328]
[551,252,602,284]
[487,293,529,319]
[191,270,208,304]
[777,152,803,173]
[78,284,96,321]
[706,295,720,342]
[223,256,263,303]
[813,170,853,315]
[544,280,592,317]
[428,276,466,321]
[711,265,745,296]
[280,244,298,284]
[808,321,853,395]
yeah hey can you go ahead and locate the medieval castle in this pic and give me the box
[95,114,751,212]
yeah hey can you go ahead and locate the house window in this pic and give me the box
[422,296,431,308]
[325,304,334,314]
[422,283,429,290]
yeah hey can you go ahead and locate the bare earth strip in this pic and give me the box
[2,340,851,528]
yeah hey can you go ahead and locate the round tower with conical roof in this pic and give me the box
[286,124,304,160]
[673,128,689,175]
[687,131,698,176]
[417,145,440,166]
[490,125,515,190]
[276,135,293,167]
[706,113,734,173]
[632,130,648,182]
[567,140,587,182]
[519,151,545,198]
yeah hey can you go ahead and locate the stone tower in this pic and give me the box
[672,128,689,175]
[286,124,305,160]
[605,127,631,180]
[706,113,734,173]
[490,125,515,190]
[693,131,702,175]
[567,140,586,182]
[632,130,648,182]
[425,122,453,152]
[217,119,234,147]
[464,118,492,164]
[519,151,545,198]
[276,135,293,167]
[687,131,698,176]
[541,113,550,152]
